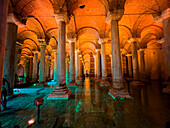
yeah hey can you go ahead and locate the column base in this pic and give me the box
[99,80,110,87]
[130,81,145,88]
[162,80,170,94]
[112,79,126,89]
[68,82,77,87]
[48,85,72,100]
[108,88,133,99]
[95,78,101,83]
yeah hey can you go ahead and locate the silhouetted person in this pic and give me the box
[1,87,7,110]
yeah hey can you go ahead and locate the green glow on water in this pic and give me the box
[76,101,82,112]
[33,84,36,86]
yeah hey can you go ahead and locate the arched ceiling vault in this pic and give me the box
[10,0,166,59]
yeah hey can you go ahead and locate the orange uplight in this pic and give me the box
[28,119,35,125]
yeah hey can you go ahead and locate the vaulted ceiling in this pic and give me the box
[9,0,166,64]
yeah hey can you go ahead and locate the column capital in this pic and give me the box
[75,49,80,53]
[105,10,124,24]
[67,38,76,43]
[38,39,46,46]
[28,56,33,59]
[157,38,165,43]
[98,38,108,44]
[52,49,57,53]
[55,12,69,23]
[33,51,39,54]
[46,56,51,59]
[127,38,138,43]
[138,49,145,52]
[7,13,25,27]
[126,54,132,57]
[154,8,170,22]
[95,49,101,52]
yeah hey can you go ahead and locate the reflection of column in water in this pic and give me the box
[91,82,95,105]
[95,83,99,106]
[132,86,142,103]
[84,77,92,112]
[141,85,148,105]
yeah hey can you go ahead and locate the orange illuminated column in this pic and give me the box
[79,54,83,80]
[52,50,57,81]
[45,56,50,80]
[154,5,170,80]
[0,0,8,109]
[129,38,140,81]
[3,13,18,91]
[29,56,33,81]
[99,39,110,86]
[139,49,146,81]
[93,54,97,77]
[126,54,132,77]
[32,51,39,82]
[38,39,46,82]
[68,38,77,86]
[75,49,80,80]
[55,13,68,84]
[105,10,124,89]
[96,49,101,78]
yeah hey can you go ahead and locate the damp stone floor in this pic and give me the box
[0,77,170,128]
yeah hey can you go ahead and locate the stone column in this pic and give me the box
[29,56,33,81]
[0,0,8,106]
[68,39,77,86]
[32,51,39,82]
[3,14,18,91]
[79,54,83,80]
[53,50,57,81]
[56,14,67,85]
[126,54,133,77]
[94,54,97,77]
[154,7,170,80]
[129,38,140,81]
[106,11,124,89]
[66,54,70,81]
[96,49,101,78]
[75,49,80,79]
[39,39,46,82]
[109,54,112,75]
[139,49,146,81]
[99,39,109,86]
[100,41,107,80]
[45,56,50,80]
[14,43,20,76]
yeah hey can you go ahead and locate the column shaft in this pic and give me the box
[101,43,107,80]
[46,56,50,79]
[39,42,46,82]
[131,41,140,81]
[127,54,132,77]
[139,50,146,80]
[79,55,82,78]
[58,21,66,84]
[111,20,123,88]
[94,55,97,77]
[163,15,170,79]
[53,51,57,81]
[32,52,38,81]
[75,51,79,79]
[3,23,18,90]
[97,50,101,78]
[29,56,33,80]
[70,42,75,82]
